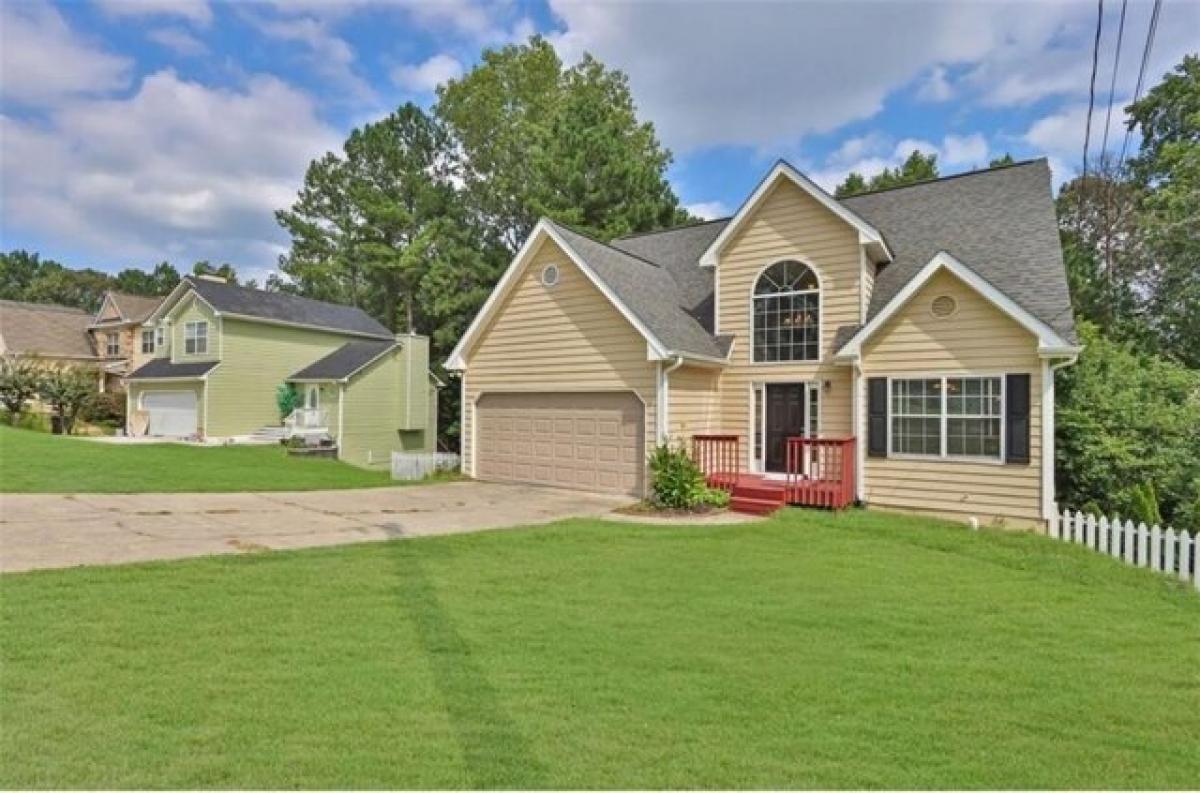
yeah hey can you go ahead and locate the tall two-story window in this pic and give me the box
[105,332,120,357]
[184,321,208,355]
[752,260,820,362]
[155,326,166,352]
[141,329,155,354]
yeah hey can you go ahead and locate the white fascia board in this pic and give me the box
[834,251,1074,360]
[699,160,893,268]
[146,280,193,324]
[445,219,670,370]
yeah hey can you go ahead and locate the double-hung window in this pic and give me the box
[155,326,166,351]
[105,332,120,357]
[141,329,155,354]
[890,375,1002,460]
[184,321,208,355]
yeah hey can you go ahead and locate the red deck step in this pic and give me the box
[719,474,788,516]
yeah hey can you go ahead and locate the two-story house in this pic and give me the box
[445,159,1079,528]
[88,291,164,392]
[125,275,439,467]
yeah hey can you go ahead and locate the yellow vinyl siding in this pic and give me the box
[713,178,864,462]
[861,269,1043,527]
[667,364,721,439]
[461,237,657,489]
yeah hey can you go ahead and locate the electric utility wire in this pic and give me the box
[1081,0,1105,182]
[1099,0,1129,159]
[1117,0,1163,172]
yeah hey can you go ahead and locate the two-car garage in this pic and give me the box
[474,392,645,497]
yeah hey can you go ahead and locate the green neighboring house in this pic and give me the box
[125,275,438,468]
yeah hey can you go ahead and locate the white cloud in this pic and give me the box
[391,54,464,93]
[543,1,1199,154]
[684,201,731,220]
[807,133,991,191]
[940,133,989,167]
[0,1,131,106]
[146,27,208,57]
[916,65,953,102]
[249,14,375,102]
[94,0,212,27]
[1,70,340,269]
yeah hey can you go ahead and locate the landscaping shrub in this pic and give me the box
[276,383,299,422]
[648,442,728,511]
[83,392,125,426]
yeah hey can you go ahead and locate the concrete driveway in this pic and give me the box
[0,482,631,573]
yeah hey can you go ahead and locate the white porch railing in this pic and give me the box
[1049,505,1198,592]
[285,408,328,431]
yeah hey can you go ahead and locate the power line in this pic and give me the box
[1099,0,1129,160]
[1118,0,1163,172]
[1081,0,1105,182]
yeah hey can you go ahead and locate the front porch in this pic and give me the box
[692,435,857,515]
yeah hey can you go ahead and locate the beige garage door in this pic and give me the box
[476,392,644,496]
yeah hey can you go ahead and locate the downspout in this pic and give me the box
[1042,353,1080,525]
[658,355,685,444]
[852,360,866,503]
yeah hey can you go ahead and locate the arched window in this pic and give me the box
[752,260,820,362]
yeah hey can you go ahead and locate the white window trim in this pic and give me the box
[748,258,824,366]
[140,328,155,354]
[105,331,120,357]
[184,320,209,355]
[886,373,1006,465]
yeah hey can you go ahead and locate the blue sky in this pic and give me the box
[2,0,1196,282]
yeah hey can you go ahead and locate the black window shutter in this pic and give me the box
[1005,373,1031,464]
[867,377,888,458]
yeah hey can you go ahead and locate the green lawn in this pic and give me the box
[2,509,1197,789]
[0,425,396,492]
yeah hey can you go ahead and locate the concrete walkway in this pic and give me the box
[0,482,630,573]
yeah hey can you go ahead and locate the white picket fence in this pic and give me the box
[391,451,460,481]
[1050,506,1198,591]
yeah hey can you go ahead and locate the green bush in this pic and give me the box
[276,383,299,422]
[1057,322,1200,530]
[82,392,125,425]
[648,442,728,510]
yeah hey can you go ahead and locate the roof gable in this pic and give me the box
[698,160,891,268]
[835,252,1079,359]
[445,220,728,371]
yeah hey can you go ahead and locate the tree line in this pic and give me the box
[0,252,245,314]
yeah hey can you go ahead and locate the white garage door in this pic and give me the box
[142,391,197,437]
[476,392,644,496]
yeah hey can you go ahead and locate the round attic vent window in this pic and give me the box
[931,295,957,318]
[541,264,560,287]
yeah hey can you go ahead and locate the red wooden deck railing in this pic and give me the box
[785,437,856,509]
[692,434,740,491]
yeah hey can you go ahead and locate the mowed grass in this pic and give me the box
[0,425,395,492]
[2,509,1197,789]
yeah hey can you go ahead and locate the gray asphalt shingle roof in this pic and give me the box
[183,277,392,339]
[548,222,728,359]
[841,158,1075,341]
[574,158,1073,359]
[289,340,395,381]
[127,359,217,379]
